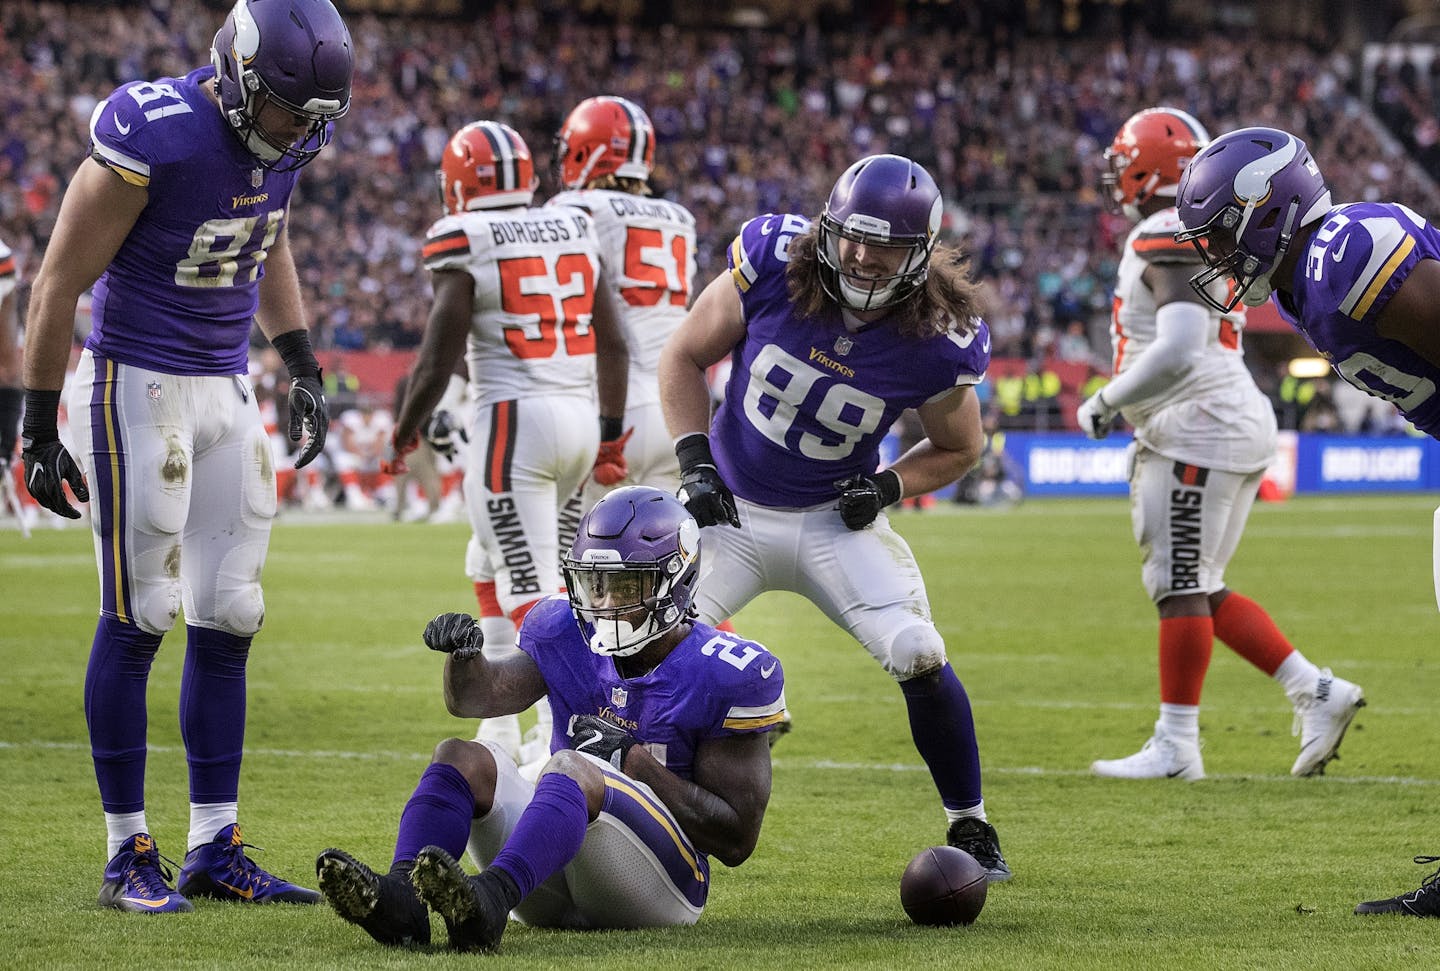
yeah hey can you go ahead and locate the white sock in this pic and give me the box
[480,618,516,654]
[1158,703,1200,740]
[1273,651,1320,700]
[944,802,986,825]
[188,802,238,853]
[475,714,522,761]
[105,811,149,860]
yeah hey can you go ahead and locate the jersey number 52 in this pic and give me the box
[498,253,598,359]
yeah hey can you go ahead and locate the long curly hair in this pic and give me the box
[581,174,651,196]
[784,226,985,340]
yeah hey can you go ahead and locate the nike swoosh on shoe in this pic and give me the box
[219,881,255,900]
[122,896,172,909]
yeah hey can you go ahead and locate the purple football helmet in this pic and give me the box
[818,154,943,312]
[562,486,701,657]
[211,0,353,171]
[1174,127,1332,312]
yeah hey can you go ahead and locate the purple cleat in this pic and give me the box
[178,824,319,904]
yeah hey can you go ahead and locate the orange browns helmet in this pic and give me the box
[438,120,537,215]
[1102,107,1210,221]
[555,96,655,190]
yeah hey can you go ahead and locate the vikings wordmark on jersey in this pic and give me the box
[518,595,788,784]
[87,66,302,374]
[712,213,991,507]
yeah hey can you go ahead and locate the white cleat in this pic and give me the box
[1091,724,1204,780]
[1290,669,1365,777]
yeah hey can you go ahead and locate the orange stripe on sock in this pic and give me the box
[509,597,541,628]
[474,581,503,618]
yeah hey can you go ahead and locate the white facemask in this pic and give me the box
[588,614,662,657]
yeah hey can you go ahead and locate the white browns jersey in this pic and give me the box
[338,407,393,456]
[1111,208,1275,472]
[422,205,605,408]
[0,237,16,300]
[546,188,696,407]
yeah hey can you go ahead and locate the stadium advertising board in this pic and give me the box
[988,432,1440,497]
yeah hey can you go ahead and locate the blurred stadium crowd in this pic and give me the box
[2,0,1437,496]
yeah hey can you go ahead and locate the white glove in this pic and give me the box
[1075,390,1119,440]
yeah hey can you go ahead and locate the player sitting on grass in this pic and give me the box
[315,486,786,950]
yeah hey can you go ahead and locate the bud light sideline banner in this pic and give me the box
[1293,435,1437,493]
[973,433,1440,498]
[1002,433,1132,497]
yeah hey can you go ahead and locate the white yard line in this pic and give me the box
[2,739,1434,786]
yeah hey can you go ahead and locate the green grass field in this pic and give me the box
[3,494,1438,969]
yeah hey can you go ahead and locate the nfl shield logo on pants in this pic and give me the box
[147,381,162,400]
[611,686,628,708]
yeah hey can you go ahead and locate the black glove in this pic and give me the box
[271,329,329,470]
[567,713,639,770]
[20,389,88,519]
[424,409,467,460]
[834,469,902,530]
[675,433,739,528]
[287,373,328,469]
[423,611,485,661]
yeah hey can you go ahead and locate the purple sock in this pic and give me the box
[488,773,587,899]
[393,763,476,867]
[180,626,251,803]
[85,616,163,813]
[901,664,983,811]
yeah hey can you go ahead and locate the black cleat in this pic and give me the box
[316,848,431,946]
[1355,855,1440,917]
[410,846,510,952]
[946,817,1012,883]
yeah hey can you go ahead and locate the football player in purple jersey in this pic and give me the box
[1176,127,1440,609]
[20,0,352,913]
[316,487,786,951]
[1175,127,1440,915]
[658,154,1012,881]
[1175,127,1440,439]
